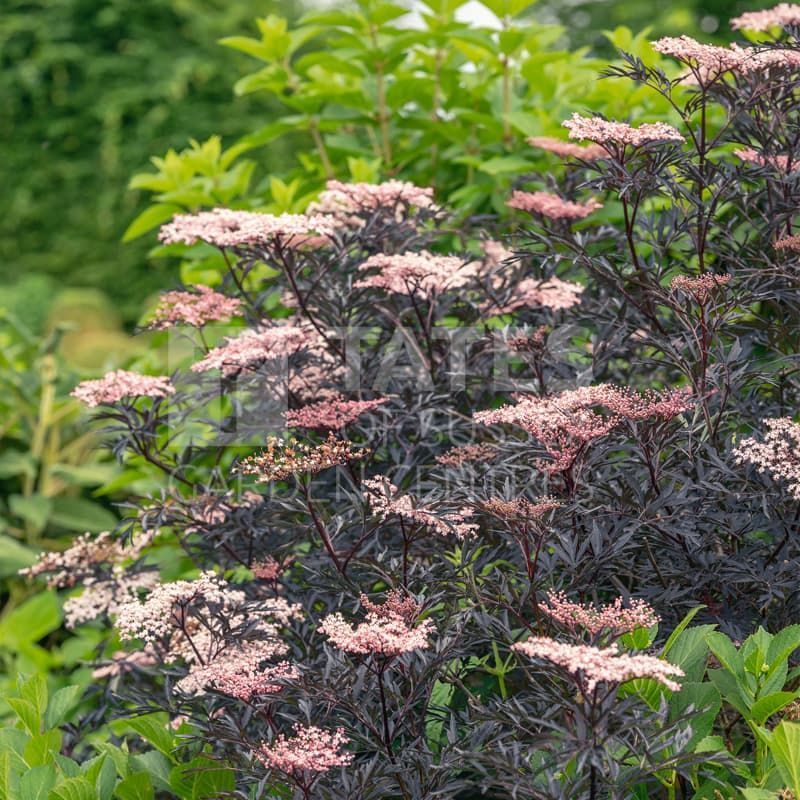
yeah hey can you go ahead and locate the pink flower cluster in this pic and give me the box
[481,496,562,522]
[733,417,800,500]
[363,476,479,539]
[239,433,368,483]
[775,233,800,251]
[319,591,433,657]
[21,530,152,589]
[475,385,693,472]
[527,136,606,160]
[176,640,298,700]
[355,251,477,298]
[147,285,242,329]
[507,190,602,220]
[563,113,685,147]
[541,591,659,637]
[158,208,335,248]
[310,180,435,216]
[670,273,731,303]
[481,239,514,268]
[652,36,745,81]
[488,276,584,315]
[191,325,310,376]
[653,36,800,78]
[435,442,497,466]
[115,571,245,643]
[512,637,684,692]
[71,370,174,407]
[64,572,161,629]
[735,148,792,172]
[284,395,387,430]
[254,725,353,776]
[731,3,800,31]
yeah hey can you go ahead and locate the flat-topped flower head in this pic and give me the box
[363,476,478,539]
[512,637,683,692]
[670,273,731,303]
[481,496,562,523]
[284,395,387,430]
[147,285,242,329]
[310,180,435,216]
[731,3,800,31]
[563,113,685,147]
[731,42,800,72]
[239,433,368,483]
[475,384,693,473]
[355,251,478,298]
[435,442,497,467]
[64,572,161,629]
[486,276,584,315]
[652,36,743,82]
[507,190,602,220]
[20,530,153,589]
[527,136,606,160]
[191,325,311,376]
[71,370,174,407]
[319,592,433,657]
[115,571,246,643]
[541,591,659,638]
[255,725,353,777]
[176,639,297,699]
[158,208,335,248]
[775,234,800,251]
[733,418,800,500]
[735,148,791,171]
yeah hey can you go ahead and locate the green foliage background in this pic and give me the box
[0,0,780,328]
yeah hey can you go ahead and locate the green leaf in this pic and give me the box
[0,450,36,479]
[48,776,96,800]
[706,631,743,678]
[0,534,38,577]
[18,765,57,800]
[669,682,721,749]
[169,758,236,799]
[114,773,153,800]
[6,698,39,735]
[49,497,116,533]
[44,686,84,730]
[0,592,62,647]
[9,494,52,533]
[20,673,48,719]
[766,721,800,795]
[751,691,799,725]
[477,155,532,175]
[119,714,175,761]
[122,204,182,242]
[24,731,62,767]
[663,606,707,656]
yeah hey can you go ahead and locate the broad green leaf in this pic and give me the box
[48,776,96,800]
[0,534,38,577]
[9,494,52,533]
[7,698,40,735]
[0,592,62,647]
[765,721,800,794]
[18,764,57,800]
[121,204,182,242]
[24,731,62,767]
[663,606,707,655]
[119,714,175,761]
[49,497,116,533]
[114,773,153,800]
[44,686,84,730]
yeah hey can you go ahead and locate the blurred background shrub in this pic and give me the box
[0,0,780,327]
